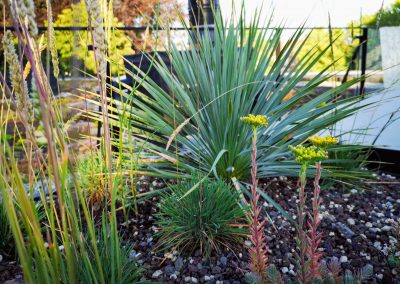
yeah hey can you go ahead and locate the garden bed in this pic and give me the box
[132,173,400,283]
[3,173,399,284]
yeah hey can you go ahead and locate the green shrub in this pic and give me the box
[155,176,248,256]
[53,0,133,75]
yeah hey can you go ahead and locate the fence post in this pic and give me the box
[359,27,368,96]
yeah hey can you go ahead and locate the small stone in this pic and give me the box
[340,256,348,263]
[374,241,382,250]
[244,240,252,247]
[333,222,355,239]
[347,218,356,226]
[175,257,184,271]
[382,225,392,232]
[152,270,163,278]
[350,189,358,194]
[220,256,228,266]
[377,273,383,280]
[164,265,175,274]
[366,222,373,228]
[170,274,178,280]
[0,255,2,262]
[204,275,213,281]
[281,267,289,274]
[369,227,381,233]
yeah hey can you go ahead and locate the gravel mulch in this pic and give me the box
[124,173,400,283]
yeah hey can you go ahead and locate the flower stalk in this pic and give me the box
[241,114,269,281]
[290,135,338,283]
[306,160,323,280]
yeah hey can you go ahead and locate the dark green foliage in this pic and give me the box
[80,218,143,283]
[155,176,248,256]
[0,201,13,256]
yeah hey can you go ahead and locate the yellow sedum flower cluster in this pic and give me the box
[308,135,338,149]
[289,145,328,164]
[240,114,268,128]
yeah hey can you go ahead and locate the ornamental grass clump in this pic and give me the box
[155,176,248,257]
[76,150,106,208]
[0,0,143,282]
[241,114,270,283]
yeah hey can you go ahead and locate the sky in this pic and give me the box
[218,0,391,27]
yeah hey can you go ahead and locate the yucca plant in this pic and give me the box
[102,9,373,185]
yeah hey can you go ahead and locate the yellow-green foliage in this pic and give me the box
[76,150,106,206]
[53,0,133,75]
[297,29,355,72]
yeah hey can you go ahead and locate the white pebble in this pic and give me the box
[340,256,348,263]
[347,218,356,226]
[152,270,163,278]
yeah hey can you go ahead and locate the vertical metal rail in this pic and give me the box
[359,27,368,96]
[342,27,368,96]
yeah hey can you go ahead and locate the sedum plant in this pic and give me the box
[241,114,269,282]
[155,175,248,257]
[289,135,337,283]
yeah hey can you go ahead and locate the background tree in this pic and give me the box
[53,0,133,75]
[351,0,400,70]
[361,0,400,27]
[296,29,355,72]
